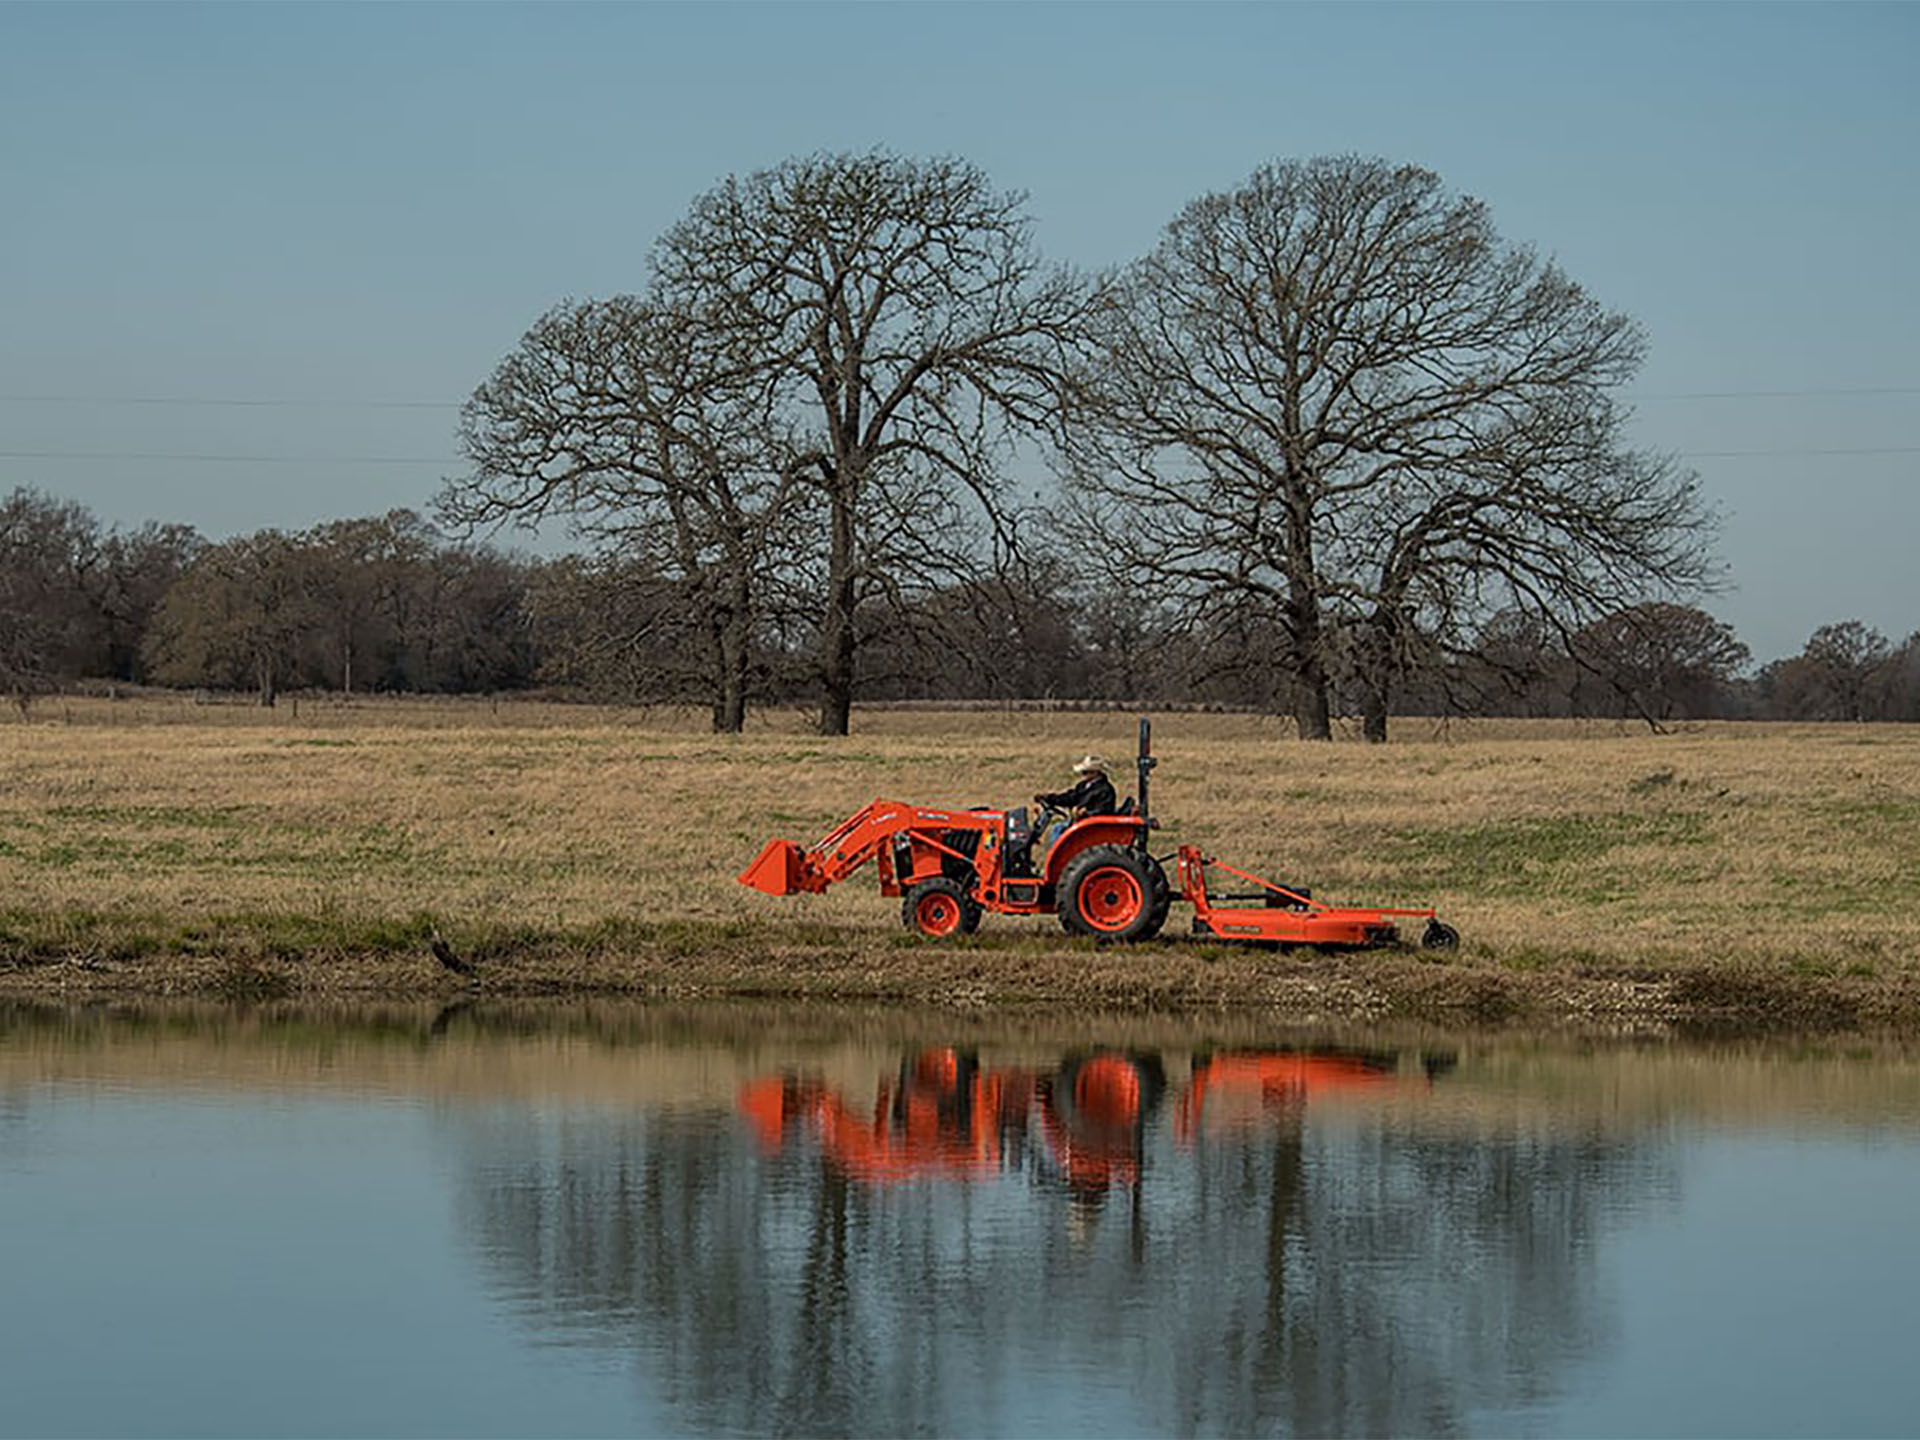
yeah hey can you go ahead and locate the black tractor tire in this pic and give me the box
[1421,919,1460,951]
[1057,845,1165,943]
[903,877,982,938]
[1145,858,1173,934]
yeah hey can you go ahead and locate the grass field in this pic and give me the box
[3,694,1918,1025]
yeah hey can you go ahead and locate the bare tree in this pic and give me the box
[1452,607,1572,718]
[94,520,203,683]
[652,151,1085,734]
[1883,632,1920,723]
[1062,156,1718,741]
[1762,620,1894,721]
[522,553,740,706]
[445,296,806,732]
[0,488,101,710]
[301,511,439,694]
[143,530,318,706]
[1569,603,1750,727]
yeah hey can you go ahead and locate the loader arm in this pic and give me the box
[739,800,932,895]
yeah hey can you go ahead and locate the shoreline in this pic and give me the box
[3,925,1913,1035]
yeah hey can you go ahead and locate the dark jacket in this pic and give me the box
[1037,772,1117,816]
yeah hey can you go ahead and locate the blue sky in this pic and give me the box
[2,1,1913,663]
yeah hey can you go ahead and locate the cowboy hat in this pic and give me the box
[1071,754,1107,774]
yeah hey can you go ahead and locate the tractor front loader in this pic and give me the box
[739,719,1457,951]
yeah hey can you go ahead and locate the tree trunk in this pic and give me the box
[256,650,276,708]
[711,569,751,734]
[1292,678,1331,741]
[1285,604,1333,741]
[1285,491,1332,740]
[818,487,857,737]
[1357,620,1394,744]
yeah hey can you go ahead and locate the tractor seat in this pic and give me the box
[1116,796,1137,816]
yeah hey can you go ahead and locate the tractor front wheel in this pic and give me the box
[903,877,981,938]
[1058,845,1166,943]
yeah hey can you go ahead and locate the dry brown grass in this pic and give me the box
[3,695,1918,1021]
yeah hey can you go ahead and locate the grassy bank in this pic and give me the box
[3,695,1918,1028]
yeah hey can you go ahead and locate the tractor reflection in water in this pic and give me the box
[738,1045,1456,1212]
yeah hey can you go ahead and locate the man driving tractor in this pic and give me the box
[1033,754,1119,855]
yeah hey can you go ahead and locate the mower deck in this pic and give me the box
[1176,846,1439,948]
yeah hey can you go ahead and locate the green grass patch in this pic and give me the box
[0,819,449,881]
[0,907,443,965]
[47,804,261,829]
[1809,796,1920,833]
[1388,811,1711,898]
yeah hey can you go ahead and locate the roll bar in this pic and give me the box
[1137,715,1156,825]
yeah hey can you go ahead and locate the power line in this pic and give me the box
[0,394,460,410]
[1635,386,1920,401]
[0,450,454,464]
[1677,446,1919,458]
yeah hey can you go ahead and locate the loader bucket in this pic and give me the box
[739,838,806,895]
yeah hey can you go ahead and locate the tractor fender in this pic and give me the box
[1043,817,1149,886]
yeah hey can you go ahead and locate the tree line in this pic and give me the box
[4,485,1917,726]
[4,151,1909,733]
[0,497,525,708]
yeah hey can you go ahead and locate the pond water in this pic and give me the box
[2,1002,1917,1438]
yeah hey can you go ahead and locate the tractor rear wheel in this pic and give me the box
[1058,845,1165,943]
[1145,858,1173,934]
[903,877,981,938]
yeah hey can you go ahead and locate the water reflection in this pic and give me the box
[449,1043,1671,1436]
[7,1002,1918,1438]
[0,1083,29,1163]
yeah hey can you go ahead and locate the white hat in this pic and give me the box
[1072,754,1107,774]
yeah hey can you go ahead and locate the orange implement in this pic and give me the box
[736,717,1458,952]
[1177,847,1451,949]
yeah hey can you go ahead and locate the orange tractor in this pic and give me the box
[740,719,1458,951]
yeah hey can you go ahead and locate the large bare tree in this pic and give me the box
[1062,156,1717,740]
[445,296,806,732]
[651,151,1085,734]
